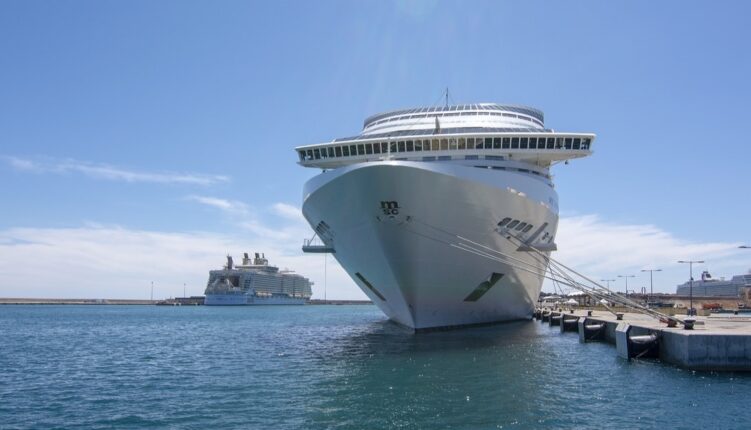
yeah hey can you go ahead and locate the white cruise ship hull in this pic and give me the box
[302,161,558,330]
[204,294,307,305]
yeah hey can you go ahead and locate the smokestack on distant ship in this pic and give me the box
[243,252,250,265]
[226,255,233,270]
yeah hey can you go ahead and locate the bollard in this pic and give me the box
[616,313,624,320]
[683,318,695,330]
[587,310,593,317]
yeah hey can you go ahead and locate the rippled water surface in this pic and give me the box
[1,305,750,429]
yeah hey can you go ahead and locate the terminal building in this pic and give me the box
[676,271,751,297]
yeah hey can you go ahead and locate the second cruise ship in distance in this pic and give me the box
[296,102,595,330]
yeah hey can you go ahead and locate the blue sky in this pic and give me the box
[1,1,749,299]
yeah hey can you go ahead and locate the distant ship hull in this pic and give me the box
[204,294,307,305]
[302,161,558,330]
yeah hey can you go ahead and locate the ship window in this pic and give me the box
[398,141,405,152]
[458,138,466,150]
[546,138,555,149]
[465,155,479,160]
[306,149,314,160]
[507,220,520,229]
[350,145,357,155]
[498,217,512,227]
[382,142,388,153]
[335,146,342,157]
[438,155,451,161]
[406,140,414,152]
[449,138,458,150]
[298,150,306,161]
[522,224,534,233]
[432,139,439,151]
[573,138,581,150]
[556,138,563,149]
[342,146,350,156]
[475,138,484,149]
[313,149,321,159]
[515,222,527,231]
[373,143,381,154]
[511,137,519,149]
[529,137,538,149]
[414,140,422,151]
[440,139,448,150]
[582,138,591,150]
[389,142,396,153]
[564,138,572,149]
[320,148,327,159]
[365,144,373,155]
[327,147,335,157]
[357,144,365,155]
[467,137,475,148]
[520,138,528,149]
[484,137,492,149]
[493,137,501,149]
[502,137,511,149]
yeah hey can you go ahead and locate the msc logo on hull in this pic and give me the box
[380,201,400,216]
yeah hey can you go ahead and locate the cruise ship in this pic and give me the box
[296,102,595,329]
[204,253,313,305]
[676,271,751,297]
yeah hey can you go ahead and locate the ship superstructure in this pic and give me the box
[204,252,312,305]
[296,102,595,329]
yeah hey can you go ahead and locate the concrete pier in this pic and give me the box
[537,309,751,371]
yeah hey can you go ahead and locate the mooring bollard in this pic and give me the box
[616,313,624,320]
[683,318,695,330]
[587,310,593,317]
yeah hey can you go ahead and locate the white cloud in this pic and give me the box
[186,195,248,215]
[271,202,305,222]
[0,211,747,301]
[3,156,229,186]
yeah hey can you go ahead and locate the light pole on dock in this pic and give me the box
[641,268,662,305]
[150,281,154,301]
[600,279,615,290]
[678,260,704,316]
[617,275,635,295]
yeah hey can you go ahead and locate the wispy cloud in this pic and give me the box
[186,195,249,215]
[3,156,229,186]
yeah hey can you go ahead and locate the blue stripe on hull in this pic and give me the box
[204,294,307,306]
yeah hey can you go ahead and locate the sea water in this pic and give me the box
[1,305,749,429]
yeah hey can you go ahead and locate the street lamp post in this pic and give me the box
[617,275,636,296]
[600,279,616,290]
[678,260,704,316]
[640,268,662,307]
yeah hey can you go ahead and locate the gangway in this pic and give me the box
[302,236,335,254]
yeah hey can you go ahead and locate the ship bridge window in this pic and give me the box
[511,137,519,149]
[298,150,305,161]
[503,137,510,149]
[431,139,438,151]
[484,137,492,149]
[357,144,365,155]
[342,146,350,156]
[306,149,314,160]
[573,138,581,150]
[582,138,591,150]
[507,220,520,229]
[327,147,335,158]
[365,144,373,155]
[520,138,528,149]
[498,217,512,227]
[493,137,501,149]
[381,142,388,153]
[556,138,563,149]
[522,224,534,233]
[564,138,572,149]
[335,146,343,157]
[398,141,405,152]
[414,140,422,151]
[475,138,483,149]
[406,140,414,151]
[458,138,466,150]
[389,142,396,153]
[467,137,475,148]
[515,222,528,231]
[350,145,357,155]
[373,143,381,154]
[529,137,538,149]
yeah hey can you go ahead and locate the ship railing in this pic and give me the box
[302,236,335,254]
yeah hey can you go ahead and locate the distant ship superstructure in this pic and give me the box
[204,253,313,305]
[676,271,751,298]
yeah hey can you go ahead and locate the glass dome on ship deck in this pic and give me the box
[363,103,545,129]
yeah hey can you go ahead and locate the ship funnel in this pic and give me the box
[226,255,234,270]
[243,252,250,265]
